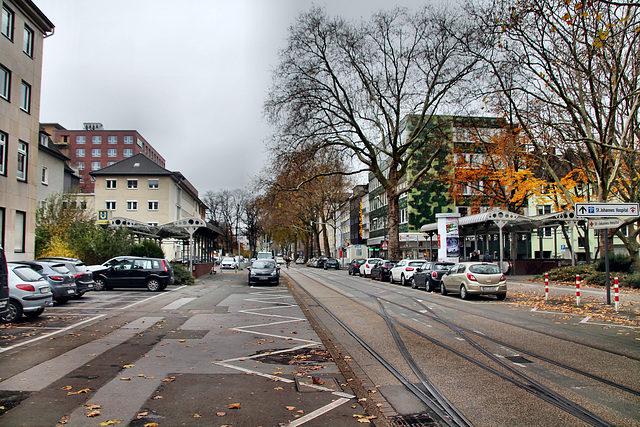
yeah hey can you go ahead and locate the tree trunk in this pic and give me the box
[387,189,401,261]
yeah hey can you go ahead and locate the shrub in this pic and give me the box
[171,262,194,286]
[131,240,165,258]
[596,253,634,273]
[538,264,595,282]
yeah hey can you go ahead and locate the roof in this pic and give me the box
[89,153,172,177]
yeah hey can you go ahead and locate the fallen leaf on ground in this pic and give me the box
[178,340,186,342]
[285,406,296,411]
[137,412,148,417]
[99,421,122,426]
[87,411,101,417]
[228,403,241,409]
[193,414,201,418]
[85,404,101,410]
[120,378,131,381]
[216,412,226,417]
[161,377,175,382]
[67,388,90,395]
[274,387,284,390]
[123,364,134,368]
[61,386,72,391]
[143,424,158,427]
[153,396,163,400]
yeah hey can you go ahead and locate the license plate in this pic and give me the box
[482,287,495,291]
[40,287,50,294]
[67,289,75,294]
[259,277,268,280]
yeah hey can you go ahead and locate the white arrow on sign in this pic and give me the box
[588,218,623,229]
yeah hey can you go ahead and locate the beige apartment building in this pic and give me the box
[90,153,207,260]
[0,0,53,260]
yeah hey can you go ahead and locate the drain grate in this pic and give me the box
[505,355,532,364]
[389,413,438,426]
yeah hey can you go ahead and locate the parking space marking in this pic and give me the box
[161,297,196,310]
[0,316,163,391]
[286,397,352,427]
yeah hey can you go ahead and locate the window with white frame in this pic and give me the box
[108,135,117,144]
[148,179,159,189]
[400,208,407,224]
[0,131,6,175]
[92,148,101,157]
[76,148,85,157]
[105,201,116,210]
[23,25,34,57]
[0,64,9,101]
[123,148,133,157]
[76,162,85,170]
[124,135,133,144]
[148,201,159,211]
[91,161,101,171]
[17,141,27,181]
[1,4,14,40]
[20,81,31,113]
[41,166,48,185]
[537,205,551,215]
[127,179,138,189]
[107,161,116,166]
[14,210,25,252]
[127,201,138,210]
[106,179,116,189]
[107,148,117,157]
[76,135,85,144]
[92,135,101,144]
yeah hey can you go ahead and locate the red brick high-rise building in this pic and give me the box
[40,122,166,194]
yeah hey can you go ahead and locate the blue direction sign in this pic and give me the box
[575,203,639,218]
[97,209,110,224]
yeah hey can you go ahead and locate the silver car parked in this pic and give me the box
[3,263,53,322]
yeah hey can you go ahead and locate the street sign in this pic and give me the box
[97,210,110,224]
[575,203,639,218]
[588,218,623,229]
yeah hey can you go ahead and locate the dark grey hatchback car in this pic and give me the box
[92,257,175,292]
[247,259,280,286]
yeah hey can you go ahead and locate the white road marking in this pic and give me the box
[285,398,352,427]
[161,297,196,310]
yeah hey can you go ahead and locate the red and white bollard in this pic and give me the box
[576,274,581,306]
[544,273,549,302]
[614,277,619,312]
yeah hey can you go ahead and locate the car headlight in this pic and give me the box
[271,270,278,276]
[250,271,257,277]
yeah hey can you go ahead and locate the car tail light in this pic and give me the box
[49,275,63,281]
[406,267,414,271]
[16,284,36,292]
[431,271,438,279]
[501,274,506,281]
[74,273,85,279]
[467,273,477,282]
[161,260,168,272]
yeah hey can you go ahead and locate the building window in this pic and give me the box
[14,211,25,253]
[107,148,117,157]
[92,135,101,144]
[0,131,6,175]
[148,222,158,227]
[1,4,14,40]
[148,179,159,189]
[107,161,116,166]
[76,135,85,144]
[91,161,101,171]
[148,201,159,211]
[123,148,133,157]
[76,162,85,170]
[23,25,34,57]
[106,179,116,189]
[92,148,101,157]
[76,148,85,157]
[108,135,117,144]
[20,81,31,113]
[127,201,138,211]
[17,141,27,181]
[127,179,138,189]
[0,64,9,101]
[537,205,551,215]
[124,135,133,144]
[106,201,116,210]
[41,166,48,185]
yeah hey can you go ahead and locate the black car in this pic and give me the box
[316,256,328,268]
[0,246,10,319]
[37,258,95,298]
[347,259,365,276]
[370,260,396,282]
[413,261,456,291]
[323,258,340,270]
[247,259,280,286]
[93,257,175,292]
[14,261,77,303]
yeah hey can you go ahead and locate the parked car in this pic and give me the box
[3,263,53,322]
[359,258,382,277]
[315,256,328,268]
[92,257,175,292]
[413,261,456,291]
[220,257,238,269]
[390,259,427,286]
[295,257,305,264]
[323,258,340,270]
[276,256,285,265]
[38,258,95,298]
[86,256,133,272]
[440,262,507,300]
[347,259,365,276]
[0,246,10,319]
[13,261,77,303]
[247,259,280,286]
[370,260,396,282]
[307,258,317,267]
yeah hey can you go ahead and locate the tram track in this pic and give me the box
[288,268,637,426]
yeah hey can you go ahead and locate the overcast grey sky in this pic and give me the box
[36,0,433,195]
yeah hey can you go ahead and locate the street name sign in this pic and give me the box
[575,203,639,218]
[588,218,623,229]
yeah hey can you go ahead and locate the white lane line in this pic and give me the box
[285,398,352,427]
[121,286,184,310]
[0,314,105,354]
[161,297,196,310]
[0,316,163,392]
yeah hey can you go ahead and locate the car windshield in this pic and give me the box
[50,264,71,274]
[222,258,235,262]
[469,264,501,274]
[408,261,425,267]
[252,261,276,269]
[12,266,46,282]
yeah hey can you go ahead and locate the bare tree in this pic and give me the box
[265,6,484,260]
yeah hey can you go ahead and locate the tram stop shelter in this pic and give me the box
[110,216,223,278]
[420,208,578,275]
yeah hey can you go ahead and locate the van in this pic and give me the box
[0,246,10,319]
[257,251,274,259]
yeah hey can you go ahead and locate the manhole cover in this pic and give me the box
[389,413,437,426]
[254,348,333,365]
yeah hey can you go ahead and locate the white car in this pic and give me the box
[220,257,238,269]
[359,258,382,277]
[390,259,427,286]
[3,263,53,322]
[276,256,285,265]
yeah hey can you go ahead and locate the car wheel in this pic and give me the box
[348,270,352,275]
[425,279,434,293]
[496,293,507,301]
[440,282,448,295]
[460,285,470,300]
[24,307,45,319]
[411,278,417,289]
[390,274,395,284]
[94,277,107,291]
[401,274,406,286]
[2,300,22,323]
[147,278,161,292]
